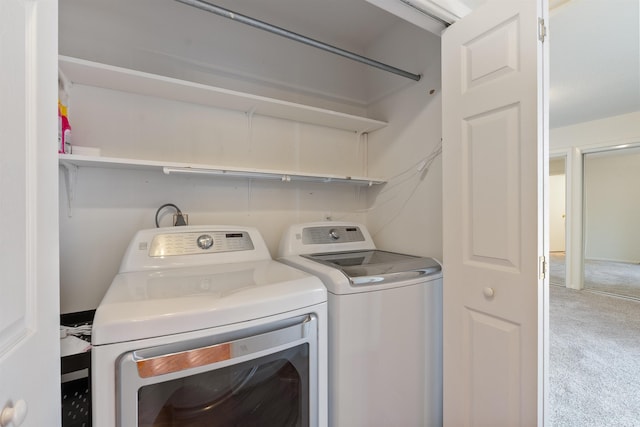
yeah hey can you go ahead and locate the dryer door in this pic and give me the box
[117,315,318,427]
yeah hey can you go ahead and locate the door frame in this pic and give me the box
[551,138,640,291]
[549,148,582,290]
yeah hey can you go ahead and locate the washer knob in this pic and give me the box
[329,229,340,240]
[197,234,214,250]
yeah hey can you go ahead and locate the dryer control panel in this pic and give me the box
[148,231,254,257]
[119,225,271,273]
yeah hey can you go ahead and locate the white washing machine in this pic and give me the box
[91,225,327,427]
[278,222,442,427]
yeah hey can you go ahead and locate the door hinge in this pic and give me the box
[539,255,548,280]
[538,18,547,43]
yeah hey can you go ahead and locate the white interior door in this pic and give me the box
[442,1,548,426]
[0,0,60,426]
[549,174,566,252]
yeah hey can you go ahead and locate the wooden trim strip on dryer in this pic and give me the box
[136,343,231,378]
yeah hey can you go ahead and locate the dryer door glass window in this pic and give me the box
[137,344,309,426]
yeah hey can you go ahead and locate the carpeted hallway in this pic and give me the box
[549,285,640,426]
[549,252,640,300]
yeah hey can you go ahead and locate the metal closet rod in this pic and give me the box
[175,0,422,81]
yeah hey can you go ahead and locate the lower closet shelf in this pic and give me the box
[59,154,386,186]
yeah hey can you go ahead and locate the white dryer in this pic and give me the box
[278,222,442,427]
[91,225,327,427]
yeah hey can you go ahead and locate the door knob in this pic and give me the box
[483,287,495,298]
[0,400,27,427]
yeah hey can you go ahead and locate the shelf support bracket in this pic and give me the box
[60,161,78,217]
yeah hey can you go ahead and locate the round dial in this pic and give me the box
[197,234,214,250]
[329,229,340,240]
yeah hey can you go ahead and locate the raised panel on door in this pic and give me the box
[466,309,521,426]
[464,103,521,270]
[442,1,548,426]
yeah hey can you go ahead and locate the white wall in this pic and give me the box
[551,111,640,265]
[59,84,371,312]
[366,23,443,260]
[59,168,369,313]
[551,111,640,150]
[583,148,640,263]
[57,6,443,313]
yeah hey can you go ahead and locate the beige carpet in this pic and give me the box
[549,252,640,300]
[549,285,640,426]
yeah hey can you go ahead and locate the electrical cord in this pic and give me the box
[155,203,187,227]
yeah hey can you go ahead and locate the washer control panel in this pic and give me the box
[302,225,365,245]
[148,231,254,257]
[278,222,376,257]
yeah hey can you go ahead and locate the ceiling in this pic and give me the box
[549,0,640,128]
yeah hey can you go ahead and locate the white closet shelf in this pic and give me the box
[58,56,388,134]
[59,154,386,186]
